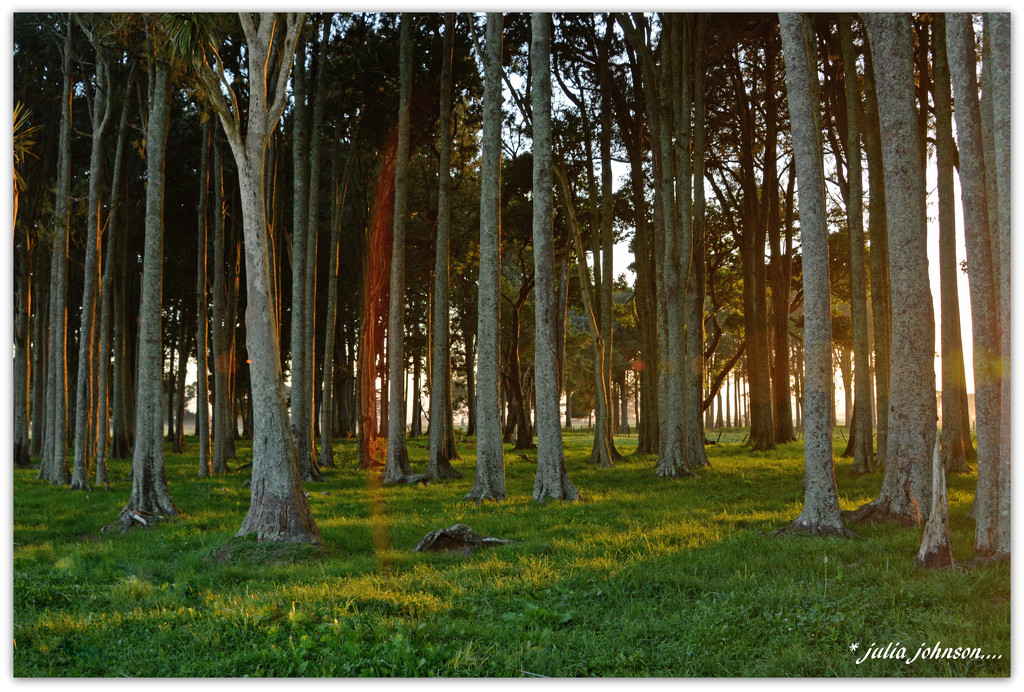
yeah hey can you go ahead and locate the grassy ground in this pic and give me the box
[12,430,1009,677]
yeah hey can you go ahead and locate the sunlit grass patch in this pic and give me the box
[13,431,1009,677]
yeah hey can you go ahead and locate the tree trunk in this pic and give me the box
[861,34,892,468]
[916,438,954,567]
[531,12,579,502]
[779,12,852,537]
[14,224,31,467]
[70,48,111,489]
[195,120,212,476]
[382,14,415,484]
[465,12,507,502]
[123,57,178,518]
[211,141,234,473]
[850,13,936,526]
[683,15,710,468]
[931,15,970,475]
[38,16,73,486]
[427,13,462,480]
[946,12,1006,558]
[838,16,876,474]
[289,41,322,482]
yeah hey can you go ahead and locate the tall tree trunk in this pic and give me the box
[465,328,476,437]
[531,13,579,502]
[851,12,936,526]
[683,15,711,468]
[303,26,328,463]
[931,15,970,475]
[946,12,1006,558]
[211,140,235,473]
[123,57,178,518]
[465,12,507,502]
[985,12,1011,561]
[172,312,190,453]
[30,268,48,459]
[202,13,320,543]
[838,16,876,474]
[14,224,32,467]
[382,13,415,484]
[196,120,212,476]
[779,12,853,537]
[861,34,892,468]
[289,40,323,482]
[427,12,462,480]
[38,16,73,486]
[320,120,359,469]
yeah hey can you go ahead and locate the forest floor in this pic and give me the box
[12,430,1009,677]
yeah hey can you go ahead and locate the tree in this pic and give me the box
[778,12,852,537]
[427,13,463,481]
[531,12,580,503]
[289,33,320,482]
[837,15,875,474]
[382,13,415,485]
[946,12,1007,559]
[849,13,935,526]
[122,53,179,519]
[465,12,507,503]
[37,14,73,487]
[70,29,115,490]
[194,119,212,476]
[179,12,320,542]
[931,15,972,474]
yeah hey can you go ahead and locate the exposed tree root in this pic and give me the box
[382,473,429,487]
[842,499,920,526]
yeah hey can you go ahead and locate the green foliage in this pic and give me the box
[13,433,1008,677]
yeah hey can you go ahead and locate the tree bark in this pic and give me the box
[427,12,463,480]
[838,16,876,474]
[123,57,179,518]
[931,16,971,475]
[38,16,73,486]
[382,13,415,484]
[465,12,507,502]
[779,12,853,538]
[531,12,579,502]
[861,34,892,468]
[850,13,936,526]
[195,120,212,476]
[946,12,1006,558]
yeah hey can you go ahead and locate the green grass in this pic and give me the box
[13,431,1009,677]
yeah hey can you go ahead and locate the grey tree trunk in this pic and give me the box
[29,271,48,459]
[839,16,876,474]
[531,12,579,503]
[916,438,954,567]
[427,13,462,481]
[382,13,415,485]
[595,19,623,468]
[320,120,359,470]
[931,15,971,475]
[38,16,73,486]
[779,12,853,537]
[289,41,322,482]
[95,72,132,486]
[123,57,178,518]
[199,12,319,542]
[210,141,233,473]
[196,120,212,477]
[851,13,936,526]
[946,13,1006,558]
[303,27,328,463]
[465,12,507,502]
[986,12,1011,560]
[684,15,710,469]
[861,37,892,469]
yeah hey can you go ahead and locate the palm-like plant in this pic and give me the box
[13,101,38,227]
